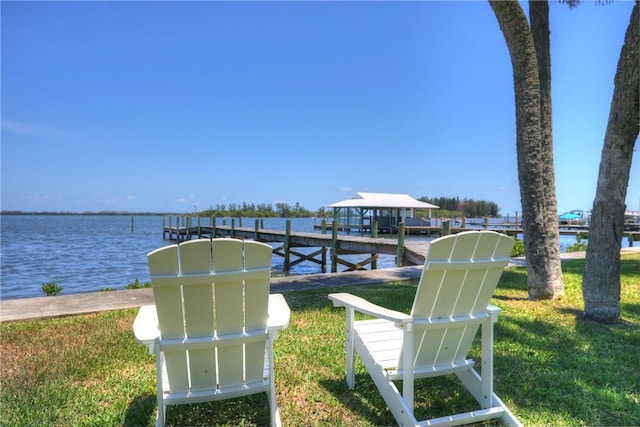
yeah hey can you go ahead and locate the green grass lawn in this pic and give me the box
[1,254,639,426]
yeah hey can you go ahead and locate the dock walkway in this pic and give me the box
[164,222,429,271]
[2,247,638,322]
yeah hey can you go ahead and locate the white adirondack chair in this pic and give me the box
[133,238,290,427]
[329,231,522,427]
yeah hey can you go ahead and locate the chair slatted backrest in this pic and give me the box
[148,238,272,394]
[401,231,514,370]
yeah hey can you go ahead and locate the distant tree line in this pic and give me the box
[419,196,500,218]
[200,202,331,218]
[0,210,162,216]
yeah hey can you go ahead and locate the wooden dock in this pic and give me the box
[162,217,428,272]
[162,216,640,274]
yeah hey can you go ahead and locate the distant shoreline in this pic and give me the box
[0,211,172,216]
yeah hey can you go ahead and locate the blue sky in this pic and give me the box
[2,1,638,216]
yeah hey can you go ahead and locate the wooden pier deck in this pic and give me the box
[162,216,640,274]
[162,220,429,271]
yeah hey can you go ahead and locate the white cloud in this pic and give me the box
[1,119,62,138]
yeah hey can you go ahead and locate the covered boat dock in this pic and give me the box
[327,192,440,234]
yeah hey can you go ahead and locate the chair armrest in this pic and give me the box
[487,304,502,323]
[267,293,291,331]
[487,304,502,315]
[329,292,412,324]
[133,305,160,345]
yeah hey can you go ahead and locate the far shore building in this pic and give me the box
[327,192,440,233]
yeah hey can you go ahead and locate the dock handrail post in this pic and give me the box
[254,219,260,241]
[396,222,405,267]
[442,220,451,235]
[231,218,235,237]
[284,219,291,271]
[321,219,327,273]
[331,221,338,273]
[372,219,378,238]
[321,246,327,273]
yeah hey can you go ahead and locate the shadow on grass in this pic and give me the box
[496,269,528,293]
[124,392,271,426]
[319,376,392,426]
[320,373,502,426]
[493,309,640,425]
[123,394,155,426]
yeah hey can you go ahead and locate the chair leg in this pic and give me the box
[156,349,165,427]
[480,315,495,408]
[345,308,356,389]
[266,341,282,427]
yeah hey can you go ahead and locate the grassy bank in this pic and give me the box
[1,255,639,426]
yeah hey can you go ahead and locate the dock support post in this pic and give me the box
[321,246,327,273]
[284,219,291,271]
[461,216,466,229]
[442,220,451,235]
[197,216,202,238]
[239,217,243,227]
[372,219,378,238]
[231,218,235,237]
[396,223,405,267]
[163,216,166,239]
[331,221,338,273]
[255,219,260,241]
[483,216,489,229]
[321,219,327,234]
[182,216,187,240]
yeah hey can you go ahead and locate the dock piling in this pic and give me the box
[396,223,405,267]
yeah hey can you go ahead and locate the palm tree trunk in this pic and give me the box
[529,0,564,297]
[583,1,639,322]
[490,0,564,299]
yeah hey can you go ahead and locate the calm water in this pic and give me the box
[0,215,402,300]
[2,215,633,301]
